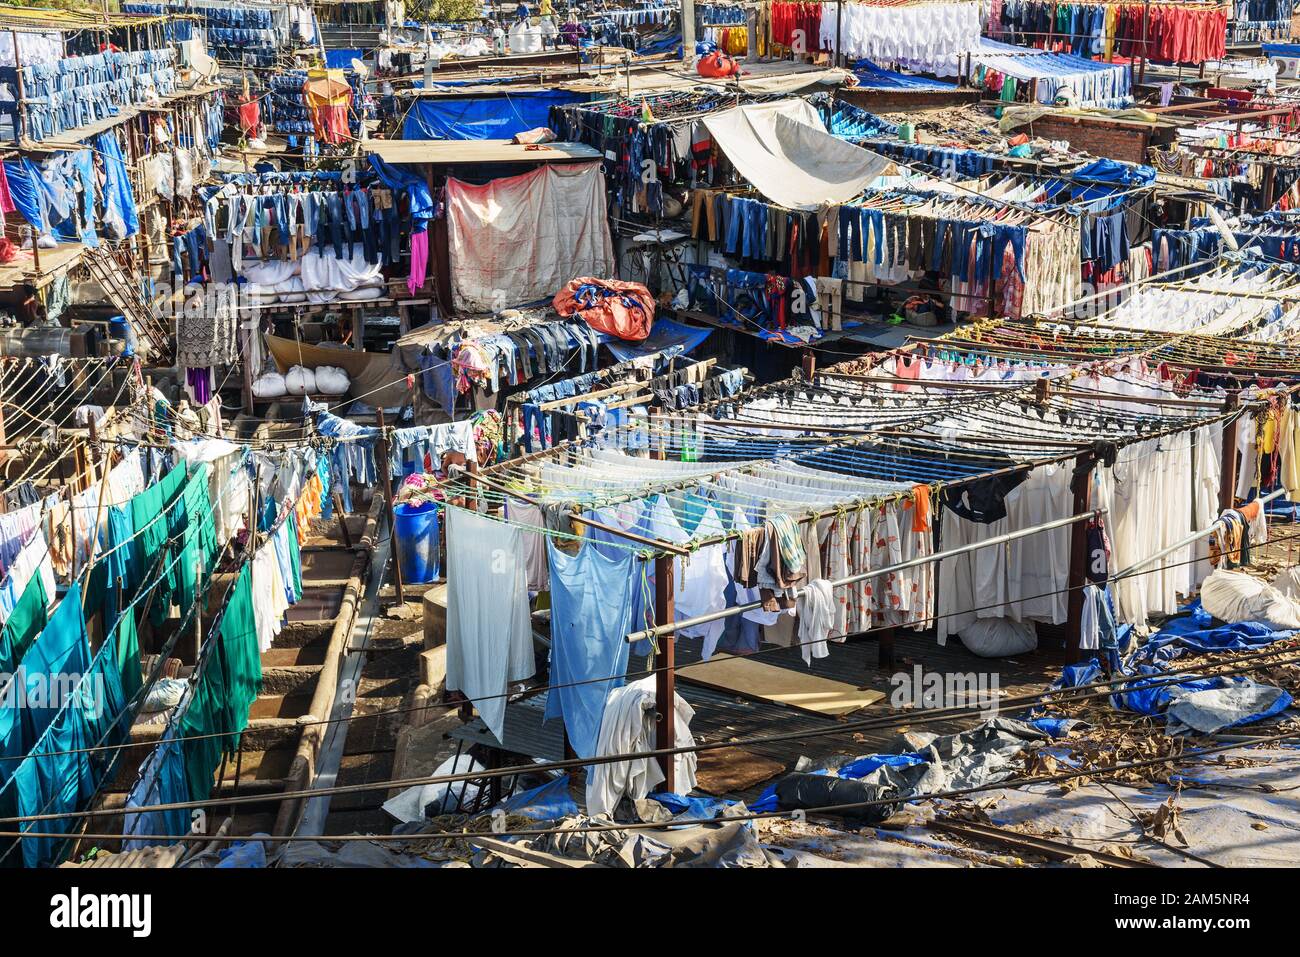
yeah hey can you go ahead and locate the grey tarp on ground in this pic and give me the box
[701,99,892,210]
[1165,679,1290,735]
[776,717,1053,816]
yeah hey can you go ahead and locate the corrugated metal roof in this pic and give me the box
[60,845,185,869]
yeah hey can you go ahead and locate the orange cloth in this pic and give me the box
[908,485,931,533]
[293,474,324,546]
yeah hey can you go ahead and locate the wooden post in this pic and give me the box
[10,31,38,277]
[877,627,895,669]
[375,406,406,605]
[1137,0,1150,86]
[801,348,816,381]
[653,553,675,792]
[332,491,354,548]
[1064,451,1095,663]
[1219,392,1241,511]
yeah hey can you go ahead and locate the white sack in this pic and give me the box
[285,365,317,395]
[382,753,485,822]
[1201,569,1300,631]
[314,365,350,395]
[958,619,1038,658]
[251,371,287,398]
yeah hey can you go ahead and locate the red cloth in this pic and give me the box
[770,2,821,51]
[1115,4,1224,64]
[0,163,14,215]
[237,98,260,138]
[552,278,655,341]
[305,76,353,145]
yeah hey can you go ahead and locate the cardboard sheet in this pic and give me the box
[680,653,885,716]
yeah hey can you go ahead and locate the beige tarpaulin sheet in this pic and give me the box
[701,99,891,210]
[263,334,415,408]
[998,104,1164,132]
[446,160,614,313]
[678,653,885,717]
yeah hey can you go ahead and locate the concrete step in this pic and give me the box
[249,691,315,721]
[259,664,321,697]
[422,583,447,649]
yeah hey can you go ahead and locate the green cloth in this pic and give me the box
[0,575,48,676]
[176,463,216,619]
[177,563,262,803]
[130,462,188,626]
[287,513,302,599]
[177,635,226,803]
[218,563,261,754]
[115,608,141,704]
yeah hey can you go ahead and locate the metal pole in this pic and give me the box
[627,507,1108,643]
[1138,0,1150,86]
[10,30,38,277]
[375,406,406,605]
[1064,452,1095,663]
[835,0,842,68]
[653,553,675,791]
[1115,487,1287,579]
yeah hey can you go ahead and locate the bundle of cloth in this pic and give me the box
[1201,568,1300,631]
[553,277,655,340]
[239,248,386,308]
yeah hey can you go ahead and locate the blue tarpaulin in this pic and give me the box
[649,791,737,820]
[604,318,712,361]
[498,774,581,820]
[402,90,587,141]
[324,48,363,69]
[3,159,47,232]
[1071,157,1157,188]
[1263,43,1300,58]
[96,130,139,238]
[1054,601,1295,723]
[853,60,958,91]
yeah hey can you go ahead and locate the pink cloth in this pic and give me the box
[0,163,15,215]
[407,228,428,295]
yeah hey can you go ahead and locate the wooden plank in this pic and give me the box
[362,139,602,165]
[679,653,885,717]
[468,835,609,868]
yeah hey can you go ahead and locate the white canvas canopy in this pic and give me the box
[701,99,891,210]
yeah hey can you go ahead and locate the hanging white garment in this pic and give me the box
[797,579,835,666]
[642,496,730,658]
[444,505,536,739]
[586,676,697,816]
[251,544,289,653]
[1004,463,1073,625]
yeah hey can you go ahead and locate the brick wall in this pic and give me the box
[1022,117,1153,165]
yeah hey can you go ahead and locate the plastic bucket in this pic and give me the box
[393,500,441,584]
